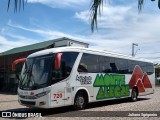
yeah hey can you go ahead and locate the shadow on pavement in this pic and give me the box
[0,92,17,95]
[86,97,150,109]
[1,97,150,118]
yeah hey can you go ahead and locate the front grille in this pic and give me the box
[20,100,35,106]
[19,95,36,99]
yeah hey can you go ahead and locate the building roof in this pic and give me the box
[0,40,53,56]
[0,37,88,56]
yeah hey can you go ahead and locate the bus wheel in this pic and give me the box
[74,92,86,110]
[130,88,138,102]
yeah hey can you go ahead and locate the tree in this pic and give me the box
[7,0,27,12]
[90,0,160,32]
[7,0,160,32]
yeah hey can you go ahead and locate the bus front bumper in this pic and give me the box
[18,93,51,108]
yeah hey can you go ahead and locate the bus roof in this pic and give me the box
[28,46,153,63]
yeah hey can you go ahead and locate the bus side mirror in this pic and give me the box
[12,58,26,72]
[55,53,62,70]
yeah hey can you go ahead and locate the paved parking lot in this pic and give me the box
[0,87,160,119]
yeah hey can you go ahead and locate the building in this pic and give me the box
[0,37,89,92]
[155,64,160,85]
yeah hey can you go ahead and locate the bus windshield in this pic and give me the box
[20,55,53,90]
[19,52,79,90]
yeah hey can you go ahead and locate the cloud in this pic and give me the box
[0,21,40,53]
[7,17,160,63]
[75,5,132,28]
[27,0,90,9]
[75,4,160,63]
[2,21,90,51]
[4,1,160,64]
[2,20,160,63]
[8,21,77,40]
[0,35,39,53]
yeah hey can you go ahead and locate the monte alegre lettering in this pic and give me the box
[93,74,130,100]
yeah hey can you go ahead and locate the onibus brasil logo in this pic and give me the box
[93,73,130,100]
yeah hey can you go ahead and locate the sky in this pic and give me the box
[0,0,160,63]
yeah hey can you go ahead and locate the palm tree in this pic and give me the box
[90,0,160,32]
[7,0,160,32]
[7,0,27,12]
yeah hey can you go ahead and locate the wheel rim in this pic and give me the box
[132,90,137,101]
[76,96,84,108]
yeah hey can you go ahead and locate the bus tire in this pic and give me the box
[74,92,86,110]
[130,88,138,102]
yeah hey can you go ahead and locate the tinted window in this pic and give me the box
[142,62,154,75]
[99,56,112,73]
[78,53,154,75]
[138,62,146,72]
[61,52,79,77]
[146,63,154,74]
[115,59,129,74]
[78,53,99,73]
[128,61,154,75]
[52,52,78,84]
[128,61,137,73]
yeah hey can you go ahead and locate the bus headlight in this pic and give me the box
[35,90,50,98]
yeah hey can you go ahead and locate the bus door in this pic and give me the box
[50,52,79,107]
[50,53,65,107]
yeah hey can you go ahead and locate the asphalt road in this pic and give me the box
[0,87,160,119]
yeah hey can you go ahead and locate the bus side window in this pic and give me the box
[99,56,112,73]
[115,58,129,74]
[51,52,78,84]
[128,60,136,73]
[110,63,118,73]
[78,53,99,73]
[78,63,88,72]
[147,63,154,75]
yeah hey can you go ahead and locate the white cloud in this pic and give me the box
[4,2,160,64]
[27,0,90,9]
[0,35,39,53]
[75,4,160,63]
[75,5,132,29]
[6,18,160,63]
[2,21,160,63]
[8,21,77,40]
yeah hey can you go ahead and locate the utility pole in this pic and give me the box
[132,43,138,57]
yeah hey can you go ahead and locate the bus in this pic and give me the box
[14,47,155,109]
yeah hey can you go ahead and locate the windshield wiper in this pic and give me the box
[20,65,34,89]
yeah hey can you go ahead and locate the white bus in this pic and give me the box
[14,47,155,109]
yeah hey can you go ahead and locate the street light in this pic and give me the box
[132,43,138,57]
[134,49,140,56]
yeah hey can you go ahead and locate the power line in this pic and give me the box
[142,57,160,59]
[138,52,160,54]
